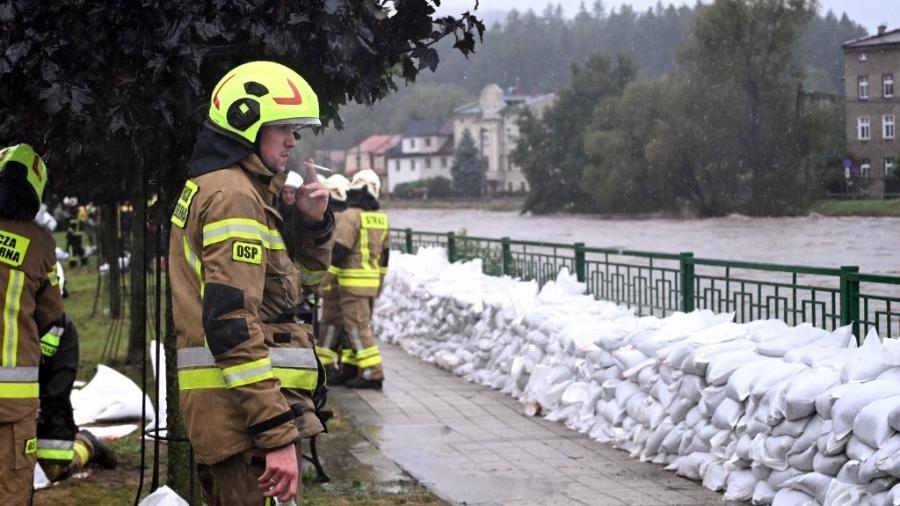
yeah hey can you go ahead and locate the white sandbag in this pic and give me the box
[72,364,154,425]
[823,478,867,506]
[782,324,854,364]
[726,356,786,401]
[859,435,900,482]
[771,488,818,506]
[752,479,776,505]
[855,394,900,448]
[773,417,811,438]
[700,385,729,418]
[724,469,758,502]
[846,436,877,463]
[783,471,833,504]
[138,486,190,506]
[841,329,900,383]
[783,370,842,421]
[712,397,744,430]
[667,451,713,480]
[750,362,810,398]
[756,323,830,357]
[789,416,824,456]
[643,421,674,458]
[702,460,728,492]
[768,468,804,490]
[812,451,848,476]
[788,445,817,472]
[832,382,900,440]
[706,349,769,386]
[678,374,705,402]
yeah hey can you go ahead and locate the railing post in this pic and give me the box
[574,242,586,283]
[680,252,695,313]
[404,228,413,254]
[447,231,456,262]
[840,265,861,342]
[501,237,512,276]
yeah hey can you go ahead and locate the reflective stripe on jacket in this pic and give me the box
[168,155,333,465]
[0,219,63,423]
[329,208,389,297]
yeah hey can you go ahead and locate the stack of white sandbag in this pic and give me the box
[374,248,900,506]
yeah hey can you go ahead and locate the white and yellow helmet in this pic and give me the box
[284,170,303,189]
[325,174,350,202]
[349,169,381,199]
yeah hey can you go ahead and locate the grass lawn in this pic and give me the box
[811,198,900,217]
[32,256,443,505]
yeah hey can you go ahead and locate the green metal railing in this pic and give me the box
[392,229,900,340]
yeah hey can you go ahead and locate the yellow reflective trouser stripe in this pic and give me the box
[297,263,326,285]
[202,218,285,250]
[178,368,226,389]
[73,440,90,465]
[315,346,338,366]
[3,270,25,367]
[337,277,381,288]
[221,357,273,388]
[183,237,204,296]
[271,367,317,390]
[341,349,358,366]
[356,345,382,369]
[37,439,74,461]
[0,382,38,398]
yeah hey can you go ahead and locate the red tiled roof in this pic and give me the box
[350,134,401,155]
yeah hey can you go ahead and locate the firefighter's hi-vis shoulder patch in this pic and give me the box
[232,241,262,264]
[170,180,199,228]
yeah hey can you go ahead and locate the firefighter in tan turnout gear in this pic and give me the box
[315,174,349,374]
[327,169,389,390]
[168,61,333,505]
[0,144,64,502]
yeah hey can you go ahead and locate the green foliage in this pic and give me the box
[513,54,636,213]
[644,0,820,216]
[450,129,484,198]
[582,79,674,213]
[0,1,484,203]
[392,176,453,199]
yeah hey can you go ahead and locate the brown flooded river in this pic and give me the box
[387,209,900,276]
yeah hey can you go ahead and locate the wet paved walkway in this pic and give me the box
[331,343,738,506]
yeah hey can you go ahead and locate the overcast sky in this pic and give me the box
[436,0,898,34]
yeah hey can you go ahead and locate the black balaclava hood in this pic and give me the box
[187,123,255,178]
[346,189,380,211]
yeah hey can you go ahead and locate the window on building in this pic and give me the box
[884,114,896,140]
[520,182,526,192]
[507,182,513,192]
[425,137,432,147]
[861,159,871,178]
[859,76,870,99]
[858,116,871,140]
[885,157,895,176]
[425,157,431,169]
[885,74,895,98]
[441,157,448,168]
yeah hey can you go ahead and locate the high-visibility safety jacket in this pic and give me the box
[0,219,63,424]
[168,155,333,465]
[36,315,77,463]
[328,208,389,297]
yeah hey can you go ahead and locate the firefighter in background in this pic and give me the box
[64,202,88,268]
[36,263,117,485]
[168,61,333,505]
[315,174,350,377]
[276,170,303,218]
[327,169,389,390]
[0,144,64,502]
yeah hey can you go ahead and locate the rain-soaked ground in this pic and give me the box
[328,344,746,506]
[387,209,900,275]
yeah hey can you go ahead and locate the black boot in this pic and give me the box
[345,377,383,390]
[330,365,358,386]
[78,429,118,469]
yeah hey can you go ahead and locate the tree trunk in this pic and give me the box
[127,171,147,367]
[101,203,122,319]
